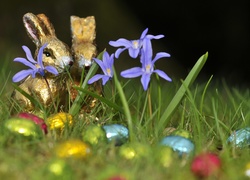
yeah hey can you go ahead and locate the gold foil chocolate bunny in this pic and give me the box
[12,13,73,112]
[70,15,102,113]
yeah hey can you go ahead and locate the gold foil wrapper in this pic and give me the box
[46,112,73,132]
[55,139,91,159]
[12,74,68,112]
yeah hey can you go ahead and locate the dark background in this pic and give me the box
[1,0,250,87]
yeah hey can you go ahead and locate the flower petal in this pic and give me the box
[152,52,171,64]
[114,48,127,58]
[12,69,34,82]
[141,73,151,91]
[140,28,149,39]
[120,67,143,78]
[14,57,36,69]
[109,39,132,47]
[102,51,114,69]
[37,43,47,69]
[101,76,110,85]
[88,74,104,84]
[154,69,172,81]
[146,34,164,40]
[128,48,140,58]
[94,58,108,76]
[22,46,36,63]
[45,66,59,75]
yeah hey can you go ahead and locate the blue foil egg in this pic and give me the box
[102,124,129,146]
[160,135,195,156]
[227,127,250,147]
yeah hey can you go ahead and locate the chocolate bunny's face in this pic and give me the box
[11,13,73,113]
[23,13,73,73]
[70,15,97,76]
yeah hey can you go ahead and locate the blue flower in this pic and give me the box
[109,28,164,59]
[88,51,114,85]
[12,43,59,83]
[120,39,172,91]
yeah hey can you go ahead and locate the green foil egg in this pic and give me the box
[156,146,174,168]
[119,142,151,160]
[171,129,192,139]
[3,117,43,139]
[82,125,107,145]
[45,158,74,179]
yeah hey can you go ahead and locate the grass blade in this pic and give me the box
[156,52,208,135]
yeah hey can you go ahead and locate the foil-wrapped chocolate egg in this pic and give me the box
[171,129,192,139]
[160,135,195,157]
[46,112,73,133]
[3,118,43,139]
[54,139,91,159]
[16,112,48,134]
[45,158,73,179]
[82,125,107,145]
[191,152,221,178]
[119,143,150,160]
[156,146,174,168]
[102,124,129,146]
[227,127,250,147]
[245,162,250,177]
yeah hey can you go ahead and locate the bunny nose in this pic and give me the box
[69,60,74,66]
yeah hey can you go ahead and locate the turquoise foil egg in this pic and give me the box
[102,124,129,146]
[227,127,250,147]
[160,135,195,156]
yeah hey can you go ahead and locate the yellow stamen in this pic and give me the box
[107,68,111,76]
[133,41,139,48]
[146,64,151,72]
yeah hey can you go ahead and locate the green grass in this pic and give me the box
[1,52,250,179]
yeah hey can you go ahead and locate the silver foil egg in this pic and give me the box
[227,127,250,147]
[160,135,195,156]
[102,124,129,146]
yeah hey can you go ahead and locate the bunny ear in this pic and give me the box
[37,14,56,36]
[23,13,53,46]
[70,15,96,42]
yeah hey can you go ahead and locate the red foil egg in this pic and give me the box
[16,112,48,134]
[191,152,221,178]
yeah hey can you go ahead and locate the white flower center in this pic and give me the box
[145,64,151,73]
[132,40,139,49]
[106,68,111,76]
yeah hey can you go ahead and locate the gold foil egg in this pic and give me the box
[245,162,250,177]
[54,139,91,159]
[46,112,73,132]
[82,125,107,145]
[3,117,43,139]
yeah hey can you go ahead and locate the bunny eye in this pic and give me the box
[44,51,51,57]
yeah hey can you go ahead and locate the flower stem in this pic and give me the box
[113,69,135,142]
[43,76,57,112]
[147,88,153,127]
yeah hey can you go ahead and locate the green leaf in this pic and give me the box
[156,52,208,135]
[73,86,124,113]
